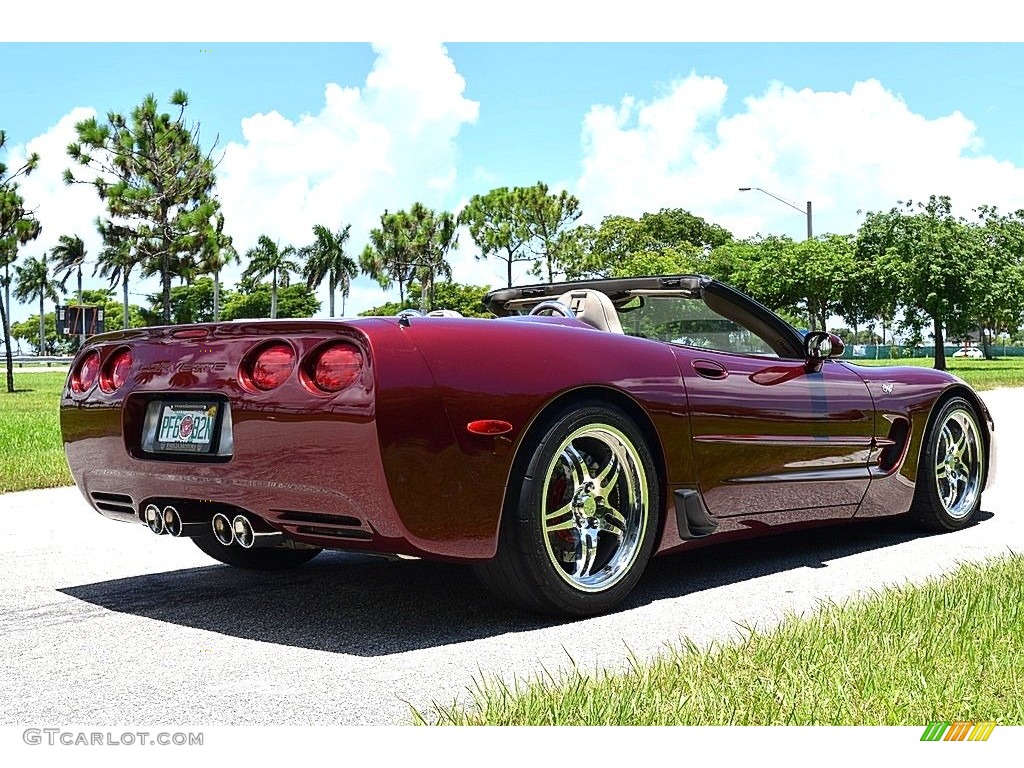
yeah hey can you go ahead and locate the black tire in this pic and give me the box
[191,533,322,571]
[474,402,659,617]
[909,396,986,532]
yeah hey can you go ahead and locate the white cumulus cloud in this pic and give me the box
[4,107,108,280]
[216,42,480,313]
[4,43,480,324]
[577,75,1024,241]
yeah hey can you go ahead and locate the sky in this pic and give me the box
[3,23,1024,326]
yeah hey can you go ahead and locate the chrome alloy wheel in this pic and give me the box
[541,424,649,592]
[934,406,984,520]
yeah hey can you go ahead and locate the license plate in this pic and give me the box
[154,402,220,453]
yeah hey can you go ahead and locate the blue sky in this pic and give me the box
[3,40,1024,323]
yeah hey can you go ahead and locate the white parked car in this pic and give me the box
[952,347,984,359]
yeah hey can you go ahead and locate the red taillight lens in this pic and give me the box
[310,343,363,392]
[100,348,133,392]
[249,343,295,390]
[71,350,100,393]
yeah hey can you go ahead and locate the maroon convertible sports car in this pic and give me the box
[60,275,995,616]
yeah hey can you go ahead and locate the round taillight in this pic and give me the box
[249,343,295,391]
[100,348,133,392]
[71,350,100,394]
[310,343,363,392]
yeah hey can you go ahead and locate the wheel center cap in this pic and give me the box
[573,488,598,516]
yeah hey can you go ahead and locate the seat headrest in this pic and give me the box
[555,289,624,334]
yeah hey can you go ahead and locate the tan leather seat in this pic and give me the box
[555,289,624,334]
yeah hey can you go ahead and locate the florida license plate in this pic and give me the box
[154,402,220,453]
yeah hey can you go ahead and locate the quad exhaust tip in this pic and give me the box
[144,504,166,535]
[147,505,274,545]
[163,505,182,537]
[232,515,256,549]
[212,512,234,546]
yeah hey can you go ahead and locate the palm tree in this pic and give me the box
[13,255,59,355]
[51,234,87,344]
[242,235,300,319]
[301,223,356,317]
[198,213,239,321]
[94,227,142,330]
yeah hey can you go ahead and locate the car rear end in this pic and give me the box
[60,318,425,557]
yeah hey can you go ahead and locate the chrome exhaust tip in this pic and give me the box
[212,512,234,546]
[232,514,256,549]
[144,504,166,535]
[163,505,182,537]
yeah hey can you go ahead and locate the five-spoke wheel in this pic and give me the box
[541,424,649,593]
[474,402,658,616]
[911,396,985,531]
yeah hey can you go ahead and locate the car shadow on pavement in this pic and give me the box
[59,512,993,657]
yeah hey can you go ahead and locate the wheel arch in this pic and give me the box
[916,383,992,488]
[499,385,669,542]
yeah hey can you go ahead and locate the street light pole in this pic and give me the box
[739,187,813,241]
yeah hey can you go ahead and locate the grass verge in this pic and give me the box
[0,371,73,493]
[423,555,1024,725]
[847,356,1024,390]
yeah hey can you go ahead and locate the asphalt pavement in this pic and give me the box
[1,388,1021,725]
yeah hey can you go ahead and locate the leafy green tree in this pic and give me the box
[972,206,1024,357]
[221,282,319,321]
[1,129,42,391]
[301,223,356,317]
[569,209,731,280]
[13,255,59,356]
[141,278,219,325]
[65,90,219,323]
[856,196,982,370]
[637,208,733,252]
[361,204,457,313]
[749,234,856,331]
[521,182,582,283]
[242,235,301,319]
[458,187,534,288]
[702,240,762,288]
[359,282,492,318]
[11,312,70,355]
[610,248,701,279]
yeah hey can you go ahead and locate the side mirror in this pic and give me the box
[804,331,845,361]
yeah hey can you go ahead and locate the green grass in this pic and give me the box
[0,371,73,493]
[846,356,1024,390]
[423,555,1024,725]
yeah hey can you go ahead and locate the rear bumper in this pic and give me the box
[62,399,482,562]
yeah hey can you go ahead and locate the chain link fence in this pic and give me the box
[843,344,1024,359]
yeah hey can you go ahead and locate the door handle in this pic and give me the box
[693,359,728,380]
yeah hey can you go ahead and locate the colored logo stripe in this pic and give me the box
[944,721,973,741]
[921,720,996,742]
[968,722,996,742]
